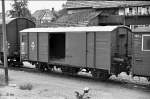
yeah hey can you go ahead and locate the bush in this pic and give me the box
[19,83,33,90]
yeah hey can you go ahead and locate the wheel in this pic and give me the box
[36,63,45,72]
[40,64,45,72]
[99,73,110,81]
[91,70,99,78]
[91,69,110,81]
[70,67,79,75]
[61,66,69,74]
[8,61,14,67]
[41,64,52,72]
[147,77,150,82]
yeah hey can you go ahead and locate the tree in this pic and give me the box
[9,0,35,21]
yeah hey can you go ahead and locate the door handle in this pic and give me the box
[135,59,142,61]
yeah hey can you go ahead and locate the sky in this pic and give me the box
[0,0,67,14]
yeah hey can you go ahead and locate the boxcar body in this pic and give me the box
[132,27,150,77]
[0,18,35,64]
[20,26,132,80]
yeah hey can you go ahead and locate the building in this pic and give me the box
[123,3,150,29]
[50,1,150,28]
[32,8,58,27]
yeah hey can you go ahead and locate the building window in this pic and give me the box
[142,35,150,51]
[129,8,132,15]
[146,7,150,15]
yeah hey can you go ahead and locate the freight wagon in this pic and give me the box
[0,18,35,65]
[132,27,150,80]
[20,26,132,80]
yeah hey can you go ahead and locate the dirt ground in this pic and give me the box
[0,68,150,99]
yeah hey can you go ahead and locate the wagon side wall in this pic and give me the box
[20,32,49,63]
[95,31,111,71]
[132,32,150,77]
[17,18,35,53]
[28,32,38,61]
[67,32,86,67]
[20,32,28,60]
[0,25,3,52]
[38,33,49,62]
[51,32,87,67]
[49,31,112,70]
[1,18,35,57]
[7,22,17,56]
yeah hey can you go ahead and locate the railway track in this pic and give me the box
[0,64,150,90]
[0,64,37,73]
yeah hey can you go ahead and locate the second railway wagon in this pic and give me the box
[132,27,150,79]
[20,26,132,80]
[0,18,35,65]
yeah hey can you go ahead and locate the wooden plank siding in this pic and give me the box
[95,32,111,70]
[0,33,2,52]
[29,33,38,61]
[6,22,17,56]
[87,32,94,68]
[20,26,132,74]
[65,32,86,67]
[49,32,87,67]
[38,33,49,62]
[21,32,49,62]
[20,32,28,60]
[132,33,150,76]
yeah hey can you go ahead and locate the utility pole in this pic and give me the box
[123,6,126,26]
[2,0,8,85]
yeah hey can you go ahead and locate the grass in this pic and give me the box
[19,83,33,90]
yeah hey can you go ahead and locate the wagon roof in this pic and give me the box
[0,18,16,24]
[20,26,130,33]
[0,17,34,25]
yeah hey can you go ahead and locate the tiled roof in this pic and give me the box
[46,10,102,27]
[32,9,58,20]
[65,1,150,9]
[32,9,46,20]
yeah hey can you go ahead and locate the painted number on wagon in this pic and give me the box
[31,42,35,51]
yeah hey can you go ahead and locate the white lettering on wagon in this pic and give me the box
[31,42,35,51]
[21,42,25,54]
